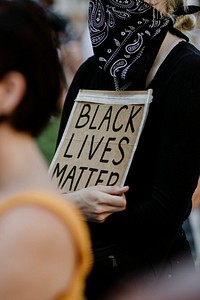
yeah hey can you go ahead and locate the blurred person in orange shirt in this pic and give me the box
[0,1,92,299]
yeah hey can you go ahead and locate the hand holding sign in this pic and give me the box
[64,185,129,223]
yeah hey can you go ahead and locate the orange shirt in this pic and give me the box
[0,190,93,300]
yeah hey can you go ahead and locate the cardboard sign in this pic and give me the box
[49,89,152,192]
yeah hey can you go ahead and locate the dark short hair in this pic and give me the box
[0,0,62,136]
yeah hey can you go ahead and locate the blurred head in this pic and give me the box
[0,0,62,137]
[145,0,196,30]
[183,8,200,49]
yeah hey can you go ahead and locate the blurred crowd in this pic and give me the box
[36,0,92,94]
[36,0,93,165]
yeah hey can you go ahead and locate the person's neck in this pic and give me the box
[146,31,184,87]
[0,124,54,201]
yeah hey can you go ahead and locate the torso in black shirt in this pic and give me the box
[57,41,200,274]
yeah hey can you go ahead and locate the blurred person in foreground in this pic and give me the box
[56,0,200,299]
[104,262,200,300]
[0,1,93,299]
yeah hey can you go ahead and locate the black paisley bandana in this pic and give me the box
[88,0,200,90]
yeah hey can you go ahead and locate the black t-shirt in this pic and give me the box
[57,41,200,266]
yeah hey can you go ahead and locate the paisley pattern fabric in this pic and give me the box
[88,0,173,89]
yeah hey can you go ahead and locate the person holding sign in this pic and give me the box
[0,1,92,299]
[56,0,200,299]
